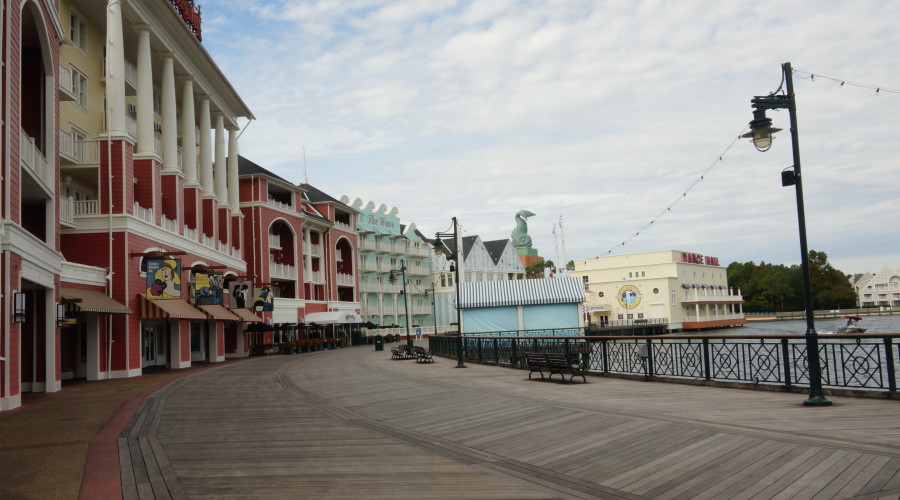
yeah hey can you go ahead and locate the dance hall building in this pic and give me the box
[573,250,745,331]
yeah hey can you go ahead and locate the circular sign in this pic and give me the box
[617,285,642,309]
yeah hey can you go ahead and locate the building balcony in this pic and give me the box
[60,132,99,165]
[269,257,297,280]
[334,220,352,232]
[59,65,77,101]
[407,264,429,276]
[305,244,322,257]
[376,240,392,252]
[305,270,325,284]
[360,239,377,251]
[266,197,294,213]
[337,273,355,287]
[20,129,53,195]
[133,202,154,224]
[268,233,281,249]
[359,260,378,272]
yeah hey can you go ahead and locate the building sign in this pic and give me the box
[252,286,274,312]
[356,208,401,235]
[229,280,252,309]
[146,259,181,299]
[617,285,641,309]
[191,271,224,305]
[681,252,720,266]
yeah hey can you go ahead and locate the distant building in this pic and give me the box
[851,267,900,307]
[429,235,526,328]
[573,250,745,331]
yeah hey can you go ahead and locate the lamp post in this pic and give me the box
[433,217,465,368]
[388,260,413,347]
[426,283,437,335]
[742,61,831,406]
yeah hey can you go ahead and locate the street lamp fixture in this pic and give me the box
[433,217,465,368]
[744,61,831,406]
[388,260,413,347]
[425,283,437,335]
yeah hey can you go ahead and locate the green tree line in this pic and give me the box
[726,250,856,312]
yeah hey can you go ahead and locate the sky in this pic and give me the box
[198,0,899,275]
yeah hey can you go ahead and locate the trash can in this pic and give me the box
[374,334,384,351]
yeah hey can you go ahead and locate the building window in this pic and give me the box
[628,272,632,278]
[73,68,88,108]
[617,314,624,320]
[653,288,659,294]
[598,291,604,298]
[637,313,644,319]
[70,10,88,52]
[582,275,589,290]
[642,271,645,277]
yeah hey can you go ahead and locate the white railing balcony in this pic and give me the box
[267,197,294,212]
[59,65,77,101]
[412,305,430,315]
[337,273,355,287]
[269,257,297,280]
[124,59,137,91]
[306,244,321,257]
[19,129,52,191]
[133,202,153,223]
[177,147,183,171]
[378,261,394,272]
[360,239,376,250]
[682,289,744,303]
[377,240,392,252]
[360,260,378,272]
[162,216,179,234]
[334,220,352,232]
[393,242,408,254]
[126,115,137,138]
[183,225,198,242]
[268,233,281,249]
[305,270,324,284]
[231,246,242,260]
[407,265,428,276]
[410,245,429,257]
[154,134,162,156]
[60,197,75,226]
[201,234,215,249]
[59,131,99,164]
[74,200,100,216]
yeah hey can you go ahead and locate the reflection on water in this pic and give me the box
[714,314,900,335]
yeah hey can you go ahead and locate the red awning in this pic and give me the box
[230,308,264,322]
[140,296,207,320]
[197,304,241,321]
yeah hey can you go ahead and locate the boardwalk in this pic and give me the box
[121,344,900,499]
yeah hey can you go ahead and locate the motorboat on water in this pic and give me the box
[837,316,866,334]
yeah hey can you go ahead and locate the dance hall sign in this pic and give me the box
[680,252,720,266]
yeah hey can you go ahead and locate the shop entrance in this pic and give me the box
[142,323,167,368]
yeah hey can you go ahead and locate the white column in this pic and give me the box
[181,78,198,185]
[227,127,240,214]
[161,54,178,172]
[135,26,154,154]
[105,0,127,136]
[214,114,227,204]
[198,97,213,196]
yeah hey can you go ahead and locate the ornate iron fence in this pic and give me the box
[428,333,900,394]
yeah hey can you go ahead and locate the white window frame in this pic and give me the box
[72,67,88,109]
[70,10,88,52]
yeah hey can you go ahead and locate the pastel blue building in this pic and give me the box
[458,277,585,335]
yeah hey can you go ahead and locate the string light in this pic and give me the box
[793,69,900,94]
[596,68,896,259]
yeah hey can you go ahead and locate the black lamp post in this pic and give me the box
[424,283,438,336]
[742,61,831,406]
[433,217,465,368]
[388,260,413,347]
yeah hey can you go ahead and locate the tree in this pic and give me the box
[807,250,856,309]
[525,260,554,278]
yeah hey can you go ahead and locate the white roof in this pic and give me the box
[459,278,585,309]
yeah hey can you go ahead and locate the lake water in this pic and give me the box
[718,314,900,335]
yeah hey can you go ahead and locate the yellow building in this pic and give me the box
[573,250,745,331]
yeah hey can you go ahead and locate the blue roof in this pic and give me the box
[459,277,585,309]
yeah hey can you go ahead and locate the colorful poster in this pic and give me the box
[229,280,252,309]
[252,286,274,312]
[146,259,181,299]
[192,271,224,305]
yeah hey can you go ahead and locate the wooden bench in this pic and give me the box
[524,352,587,383]
[413,346,434,363]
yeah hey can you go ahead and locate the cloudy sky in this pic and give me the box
[199,0,898,274]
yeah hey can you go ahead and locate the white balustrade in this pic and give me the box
[60,197,75,225]
[269,256,297,279]
[74,200,99,216]
[162,216,179,234]
[334,220,352,232]
[19,129,51,189]
[268,233,281,249]
[337,273,354,287]
[133,202,153,223]
[183,225,197,242]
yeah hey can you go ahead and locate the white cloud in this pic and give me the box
[202,0,900,274]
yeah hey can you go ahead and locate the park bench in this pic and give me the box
[391,344,418,360]
[413,346,434,363]
[525,352,587,383]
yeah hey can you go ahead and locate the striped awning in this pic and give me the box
[458,277,585,309]
[140,296,207,320]
[197,304,242,321]
[230,308,264,322]
[60,287,131,314]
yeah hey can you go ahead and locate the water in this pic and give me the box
[717,314,900,336]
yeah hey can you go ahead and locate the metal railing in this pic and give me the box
[428,331,900,395]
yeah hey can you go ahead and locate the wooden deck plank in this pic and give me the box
[118,348,900,499]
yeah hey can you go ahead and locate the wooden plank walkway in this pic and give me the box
[120,343,900,499]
